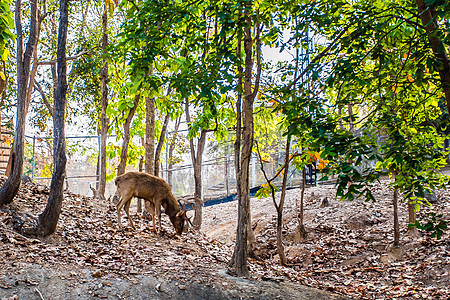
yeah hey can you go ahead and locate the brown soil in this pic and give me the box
[1,176,449,299]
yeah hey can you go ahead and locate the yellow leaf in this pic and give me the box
[109,1,115,16]
[318,161,327,170]
[407,74,413,82]
[314,151,321,161]
[0,71,5,81]
[1,49,9,61]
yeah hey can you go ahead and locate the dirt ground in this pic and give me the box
[0,175,449,299]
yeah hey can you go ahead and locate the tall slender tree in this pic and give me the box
[117,94,140,176]
[34,0,69,237]
[185,98,207,230]
[0,0,38,205]
[233,1,262,276]
[98,0,111,198]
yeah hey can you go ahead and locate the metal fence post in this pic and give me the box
[251,152,256,188]
[165,129,169,182]
[226,132,230,197]
[97,134,101,188]
[32,135,36,180]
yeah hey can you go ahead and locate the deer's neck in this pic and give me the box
[162,196,179,217]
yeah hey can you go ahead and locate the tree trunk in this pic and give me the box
[415,0,450,113]
[0,61,6,95]
[407,200,418,235]
[338,106,344,130]
[145,94,155,174]
[234,4,255,277]
[0,0,38,206]
[225,140,230,197]
[393,188,400,247]
[137,138,144,213]
[276,136,290,266]
[167,116,181,189]
[99,0,109,197]
[117,94,140,176]
[193,130,206,229]
[95,149,100,191]
[348,104,354,132]
[25,14,42,113]
[35,0,68,237]
[185,97,206,230]
[154,113,170,177]
[296,165,307,239]
[144,91,155,215]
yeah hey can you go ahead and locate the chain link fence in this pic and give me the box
[23,131,314,202]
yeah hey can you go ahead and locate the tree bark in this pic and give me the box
[296,165,307,239]
[0,0,38,206]
[234,3,255,277]
[145,91,155,174]
[407,200,418,235]
[276,136,290,266]
[393,188,400,247]
[415,0,450,113]
[144,91,155,215]
[0,61,6,95]
[137,137,145,213]
[167,116,181,189]
[154,113,170,177]
[99,0,109,197]
[35,0,69,237]
[185,98,206,230]
[117,94,140,176]
[25,11,43,113]
[348,104,354,132]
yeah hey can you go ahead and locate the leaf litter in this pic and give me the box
[0,175,448,299]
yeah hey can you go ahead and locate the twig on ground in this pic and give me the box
[35,287,45,300]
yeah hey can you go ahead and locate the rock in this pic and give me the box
[21,175,33,184]
[320,197,330,208]
[285,245,305,258]
[91,270,103,278]
[424,190,438,203]
[361,233,383,242]
[340,255,367,266]
[380,247,405,264]
[345,213,372,230]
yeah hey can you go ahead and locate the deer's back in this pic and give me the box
[116,171,173,201]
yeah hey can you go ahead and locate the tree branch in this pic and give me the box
[38,49,90,66]
[34,80,54,118]
[286,26,349,91]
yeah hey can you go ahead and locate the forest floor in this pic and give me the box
[0,175,449,300]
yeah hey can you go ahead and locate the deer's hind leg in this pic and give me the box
[153,197,163,234]
[116,192,133,230]
[148,200,156,232]
[124,199,136,230]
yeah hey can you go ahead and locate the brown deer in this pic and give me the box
[114,171,187,235]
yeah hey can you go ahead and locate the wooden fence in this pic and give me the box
[0,126,12,175]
